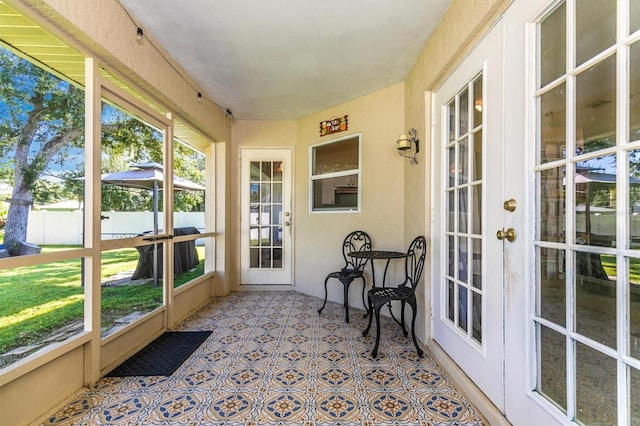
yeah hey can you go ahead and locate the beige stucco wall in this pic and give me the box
[295,83,407,313]
[230,84,408,317]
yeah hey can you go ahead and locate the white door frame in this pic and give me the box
[239,148,294,287]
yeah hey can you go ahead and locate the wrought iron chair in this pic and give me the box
[318,230,372,323]
[363,235,426,358]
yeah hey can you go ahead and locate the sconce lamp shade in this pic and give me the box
[396,128,419,164]
[397,135,411,150]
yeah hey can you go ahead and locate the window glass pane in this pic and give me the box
[448,101,456,141]
[632,367,640,425]
[575,154,617,248]
[312,136,359,176]
[458,89,469,136]
[173,141,205,288]
[575,250,616,348]
[631,41,640,143]
[471,184,482,235]
[576,0,616,66]
[576,343,617,425]
[472,76,483,127]
[447,146,455,187]
[100,100,164,239]
[458,188,468,234]
[472,291,482,343]
[576,56,616,153]
[447,235,455,277]
[471,237,482,289]
[458,236,467,282]
[0,47,85,255]
[447,279,455,322]
[458,285,468,332]
[537,325,567,412]
[250,161,261,181]
[538,247,566,326]
[311,135,360,212]
[312,175,358,211]
[630,152,640,235]
[633,0,640,34]
[539,83,566,164]
[471,131,482,182]
[630,256,640,360]
[458,137,468,184]
[101,247,163,337]
[0,256,84,369]
[172,237,204,288]
[539,3,566,87]
[446,191,454,232]
[538,168,566,243]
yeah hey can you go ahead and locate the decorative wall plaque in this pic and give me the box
[319,115,348,136]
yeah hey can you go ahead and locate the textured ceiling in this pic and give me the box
[118,0,451,120]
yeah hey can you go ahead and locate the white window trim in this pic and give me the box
[309,132,362,214]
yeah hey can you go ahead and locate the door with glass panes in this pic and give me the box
[532,1,640,424]
[240,149,292,285]
[432,20,506,410]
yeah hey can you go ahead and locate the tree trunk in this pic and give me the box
[4,186,33,256]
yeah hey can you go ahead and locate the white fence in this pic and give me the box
[26,211,205,245]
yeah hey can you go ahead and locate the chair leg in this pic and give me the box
[372,304,382,358]
[361,277,369,318]
[400,301,408,337]
[343,281,350,323]
[318,276,330,315]
[363,295,374,336]
[409,300,424,358]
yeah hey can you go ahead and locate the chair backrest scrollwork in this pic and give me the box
[342,230,372,272]
[404,236,427,291]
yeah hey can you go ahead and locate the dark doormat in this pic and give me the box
[107,331,212,377]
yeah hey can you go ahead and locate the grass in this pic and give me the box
[600,254,640,284]
[0,246,205,360]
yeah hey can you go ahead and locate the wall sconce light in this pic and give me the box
[396,128,420,164]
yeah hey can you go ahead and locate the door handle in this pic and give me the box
[496,228,516,242]
[285,221,291,226]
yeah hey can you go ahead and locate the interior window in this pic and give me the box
[310,134,360,212]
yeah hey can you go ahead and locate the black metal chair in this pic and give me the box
[363,235,426,358]
[318,230,372,323]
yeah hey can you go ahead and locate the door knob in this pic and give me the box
[496,228,516,242]
[285,221,291,226]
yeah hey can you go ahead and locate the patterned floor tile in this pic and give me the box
[41,291,486,425]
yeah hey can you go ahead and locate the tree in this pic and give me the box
[0,48,205,254]
[0,49,84,254]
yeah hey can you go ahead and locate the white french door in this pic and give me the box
[432,20,506,410]
[433,1,640,424]
[240,149,293,285]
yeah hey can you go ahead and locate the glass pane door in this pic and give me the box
[533,1,640,423]
[240,149,292,286]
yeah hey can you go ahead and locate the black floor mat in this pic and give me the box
[107,331,212,377]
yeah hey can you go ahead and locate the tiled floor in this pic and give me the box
[43,291,486,425]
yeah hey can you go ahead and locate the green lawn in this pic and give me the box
[0,246,205,358]
[600,254,640,284]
